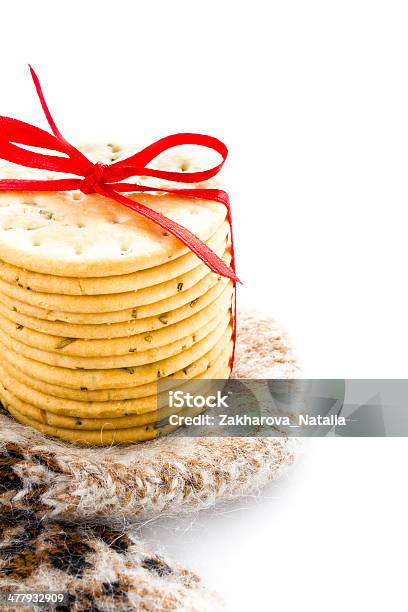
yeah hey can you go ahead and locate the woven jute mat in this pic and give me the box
[0,309,299,611]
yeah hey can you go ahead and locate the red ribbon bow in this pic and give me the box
[0,67,238,364]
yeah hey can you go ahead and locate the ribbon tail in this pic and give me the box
[222,202,238,368]
[28,66,92,173]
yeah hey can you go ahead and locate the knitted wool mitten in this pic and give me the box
[0,509,222,611]
[0,310,299,610]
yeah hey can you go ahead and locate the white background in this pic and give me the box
[1,2,407,610]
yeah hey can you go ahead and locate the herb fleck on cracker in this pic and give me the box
[56,338,77,350]
[39,209,53,220]
[177,282,183,292]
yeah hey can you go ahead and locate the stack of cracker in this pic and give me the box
[0,145,234,445]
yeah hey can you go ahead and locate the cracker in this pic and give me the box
[0,364,230,428]
[0,190,227,277]
[0,283,233,356]
[0,222,228,295]
[0,266,228,324]
[0,317,232,389]
[0,334,233,402]
[0,248,229,313]
[2,387,218,445]
[2,389,215,445]
[0,304,231,369]
[0,351,231,420]
[0,275,230,339]
[2,399,158,445]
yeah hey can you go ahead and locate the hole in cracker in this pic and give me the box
[114,213,132,224]
[71,192,84,201]
[120,244,132,255]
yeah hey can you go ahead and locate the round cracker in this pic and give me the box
[0,275,230,339]
[0,304,231,369]
[0,247,229,313]
[2,398,158,445]
[0,317,232,389]
[1,386,222,446]
[0,189,227,277]
[0,364,230,429]
[0,222,228,295]
[0,146,227,278]
[0,348,231,420]
[0,334,233,402]
[2,387,215,446]
[0,267,227,324]
[0,283,233,356]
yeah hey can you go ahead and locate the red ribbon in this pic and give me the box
[0,67,238,365]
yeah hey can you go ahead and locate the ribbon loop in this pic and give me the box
[111,133,228,184]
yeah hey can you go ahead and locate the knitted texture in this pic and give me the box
[0,309,299,527]
[0,509,222,611]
